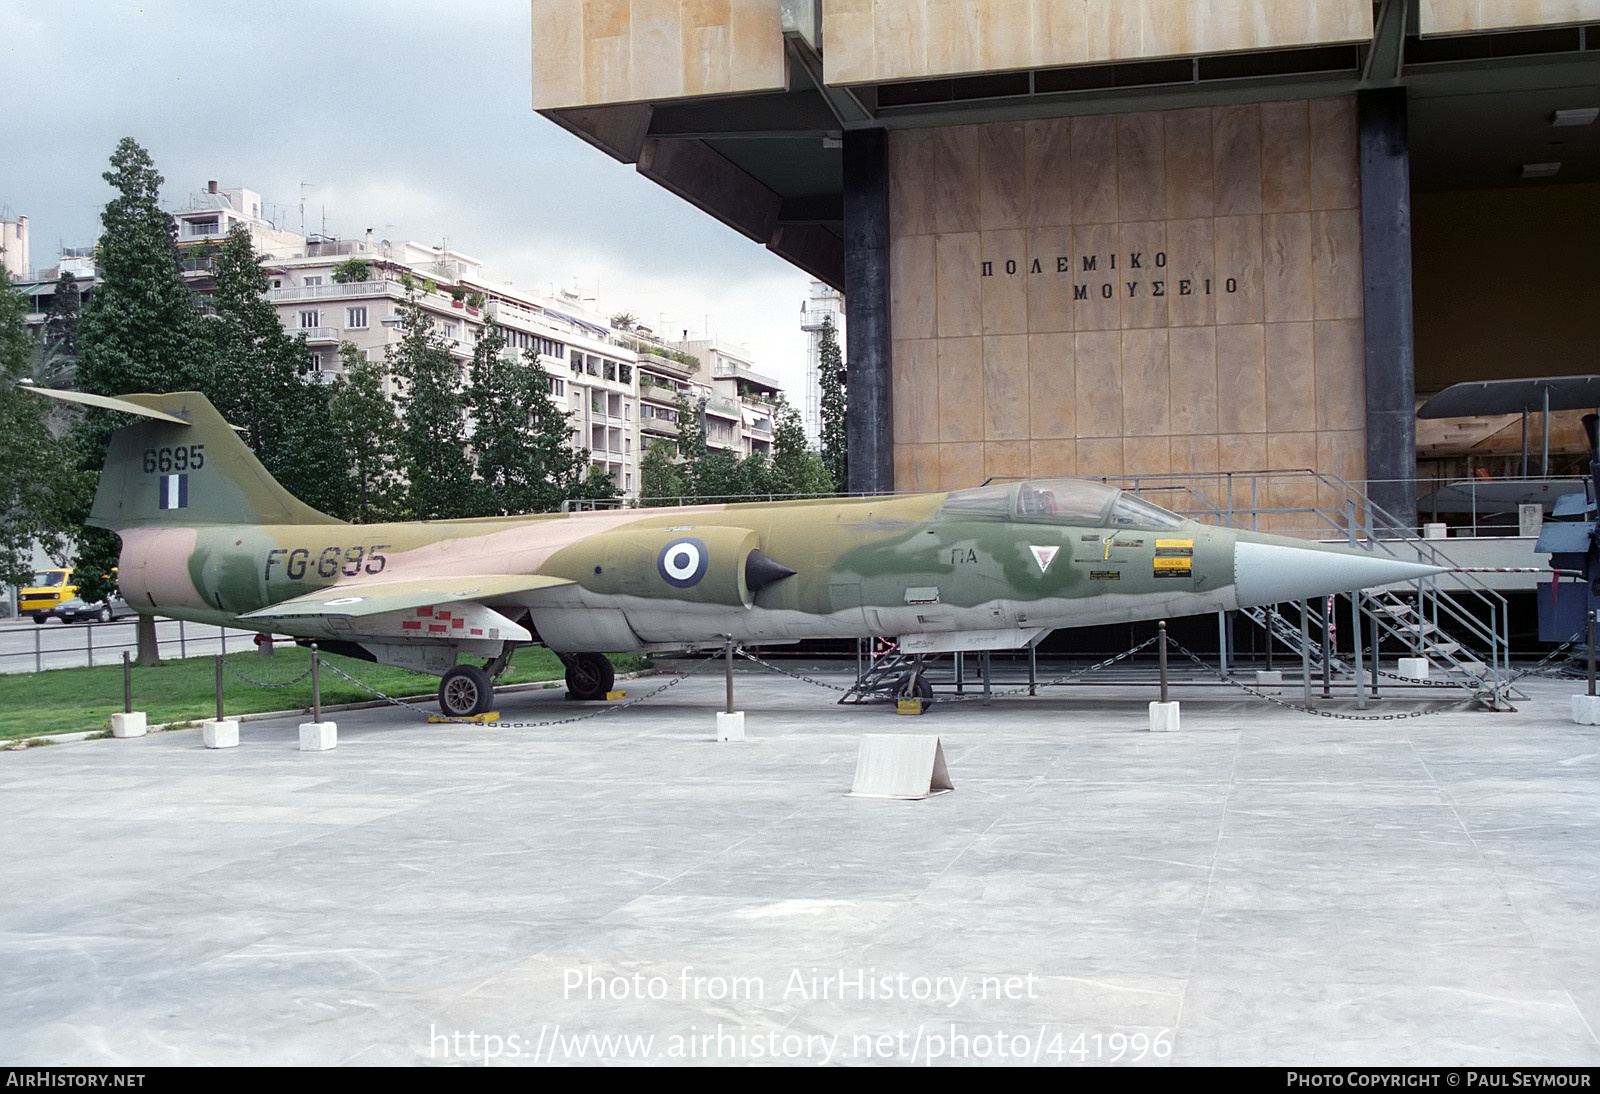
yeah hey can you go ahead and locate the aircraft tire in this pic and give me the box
[439,664,494,718]
[896,671,933,710]
[565,652,615,701]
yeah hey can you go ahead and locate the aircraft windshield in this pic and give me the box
[939,479,1188,528]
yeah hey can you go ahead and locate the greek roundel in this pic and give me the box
[657,537,709,588]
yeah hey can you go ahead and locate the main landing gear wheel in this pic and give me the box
[564,652,615,701]
[895,671,933,711]
[438,664,494,718]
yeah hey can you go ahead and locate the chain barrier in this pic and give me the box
[317,654,724,728]
[1165,636,1471,721]
[737,636,1161,706]
[219,657,315,690]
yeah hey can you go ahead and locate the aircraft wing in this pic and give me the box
[238,574,572,621]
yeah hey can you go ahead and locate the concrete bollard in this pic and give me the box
[1149,701,1181,732]
[202,719,239,749]
[110,712,147,738]
[298,721,337,751]
[1572,696,1600,725]
[1397,658,1430,680]
[715,711,746,742]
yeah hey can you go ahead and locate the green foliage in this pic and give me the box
[466,320,550,514]
[328,343,403,522]
[638,440,684,504]
[769,400,834,497]
[609,312,637,331]
[0,270,91,586]
[330,257,370,284]
[76,138,206,398]
[41,271,81,374]
[818,315,848,492]
[204,226,346,516]
[389,286,472,520]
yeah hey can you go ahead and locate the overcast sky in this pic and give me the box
[0,0,816,390]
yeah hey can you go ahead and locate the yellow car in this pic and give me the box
[19,568,77,624]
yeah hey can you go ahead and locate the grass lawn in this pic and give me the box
[0,648,649,741]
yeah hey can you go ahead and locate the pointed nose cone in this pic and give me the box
[1234,540,1446,607]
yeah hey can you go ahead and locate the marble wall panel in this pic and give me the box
[891,234,939,341]
[1215,323,1266,434]
[985,441,1032,482]
[980,123,1029,231]
[821,1,1373,85]
[1116,113,1166,224]
[938,337,984,442]
[1120,329,1171,437]
[939,442,986,488]
[1310,97,1360,211]
[1420,1,1600,38]
[1312,208,1363,320]
[1165,218,1216,328]
[980,229,1030,335]
[1260,100,1312,214]
[1071,223,1123,331]
[1074,329,1124,437]
[1027,226,1077,334]
[1025,119,1074,228]
[1212,105,1263,217]
[1029,439,1078,478]
[935,233,982,337]
[1119,220,1169,330]
[1168,326,1218,436]
[1070,117,1120,225]
[1164,109,1216,220]
[983,334,1031,440]
[1027,333,1076,439]
[1313,319,1366,432]
[894,338,941,443]
[1263,212,1314,323]
[1264,321,1317,433]
[887,98,1366,498]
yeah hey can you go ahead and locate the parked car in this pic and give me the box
[20,568,77,623]
[51,593,135,625]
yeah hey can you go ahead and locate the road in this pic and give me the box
[0,615,265,674]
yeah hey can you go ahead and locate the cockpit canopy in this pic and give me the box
[939,478,1188,529]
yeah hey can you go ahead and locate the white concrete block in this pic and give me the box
[202,719,239,749]
[850,735,953,799]
[1397,658,1430,680]
[1149,701,1181,733]
[298,721,337,751]
[1572,695,1600,726]
[110,712,146,738]
[1423,523,1448,539]
[715,711,746,742]
[1255,670,1283,685]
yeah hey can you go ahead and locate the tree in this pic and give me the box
[464,319,542,515]
[817,315,848,492]
[389,286,472,520]
[768,399,834,497]
[76,138,206,397]
[0,270,90,586]
[205,226,346,515]
[638,438,685,503]
[328,342,402,523]
[38,271,81,385]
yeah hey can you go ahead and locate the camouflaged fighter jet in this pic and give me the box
[34,387,1444,717]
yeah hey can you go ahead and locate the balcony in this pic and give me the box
[297,327,340,345]
[269,280,399,304]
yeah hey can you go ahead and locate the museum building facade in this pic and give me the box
[531,1,1600,527]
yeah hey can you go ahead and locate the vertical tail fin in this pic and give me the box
[26,388,343,529]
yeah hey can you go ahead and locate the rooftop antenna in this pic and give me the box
[299,181,312,235]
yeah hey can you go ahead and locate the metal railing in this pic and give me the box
[0,618,260,675]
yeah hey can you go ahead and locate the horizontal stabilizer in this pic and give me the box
[20,384,191,424]
[240,574,573,620]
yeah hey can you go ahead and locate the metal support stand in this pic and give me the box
[1217,611,1230,678]
[123,651,132,714]
[725,639,735,714]
[310,642,322,724]
[1028,646,1037,696]
[980,651,992,707]
[955,651,965,694]
[1350,591,1367,710]
[214,654,224,721]
[1301,601,1314,708]
[1159,621,1169,703]
[1321,598,1333,699]
[1589,611,1596,699]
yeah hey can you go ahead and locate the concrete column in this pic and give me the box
[842,127,893,495]
[1359,87,1418,530]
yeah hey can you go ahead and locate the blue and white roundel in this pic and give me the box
[657,537,708,588]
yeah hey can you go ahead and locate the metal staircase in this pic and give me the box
[1108,469,1520,710]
